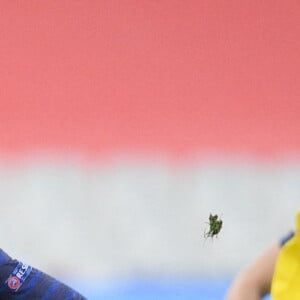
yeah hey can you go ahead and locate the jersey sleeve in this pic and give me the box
[0,249,87,300]
[280,231,295,247]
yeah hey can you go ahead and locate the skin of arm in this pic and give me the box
[226,243,281,300]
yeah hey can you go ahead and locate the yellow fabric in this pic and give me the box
[271,211,300,300]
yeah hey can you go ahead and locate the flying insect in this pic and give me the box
[204,213,223,239]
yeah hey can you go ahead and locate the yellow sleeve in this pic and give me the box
[271,211,300,300]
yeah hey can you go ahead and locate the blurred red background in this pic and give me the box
[1,0,300,160]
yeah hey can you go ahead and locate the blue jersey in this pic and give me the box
[0,249,87,300]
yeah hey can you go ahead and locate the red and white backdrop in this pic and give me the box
[0,0,300,281]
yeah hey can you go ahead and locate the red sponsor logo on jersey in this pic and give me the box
[7,276,21,290]
[5,262,32,293]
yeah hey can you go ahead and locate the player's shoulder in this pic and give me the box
[280,231,295,247]
[0,248,87,300]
